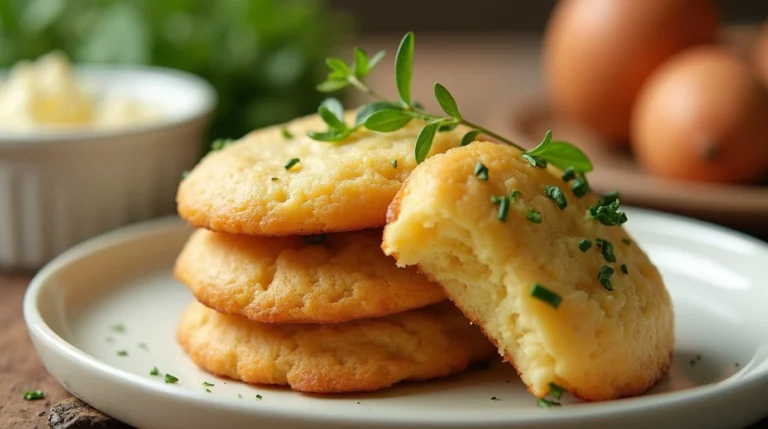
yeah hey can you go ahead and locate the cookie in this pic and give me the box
[177,112,468,236]
[176,301,496,393]
[174,228,446,323]
[382,141,674,401]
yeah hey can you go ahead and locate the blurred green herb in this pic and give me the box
[0,0,351,145]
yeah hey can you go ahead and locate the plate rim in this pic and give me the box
[22,210,768,426]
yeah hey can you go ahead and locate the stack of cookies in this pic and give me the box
[172,113,496,393]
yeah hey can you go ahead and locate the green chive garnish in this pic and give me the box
[571,177,589,197]
[202,381,214,387]
[281,127,293,139]
[238,394,243,399]
[526,209,542,223]
[474,161,489,180]
[270,177,278,181]
[117,350,128,356]
[23,390,44,401]
[284,158,300,170]
[497,197,510,222]
[597,239,616,262]
[509,190,520,202]
[391,159,398,168]
[110,323,125,333]
[150,366,159,376]
[522,154,547,168]
[303,234,325,245]
[549,383,564,400]
[598,265,615,291]
[578,239,592,252]
[545,185,568,210]
[256,394,263,400]
[205,388,212,393]
[491,396,500,401]
[164,374,179,384]
[537,398,561,408]
[621,264,628,274]
[588,200,627,226]
[530,284,562,309]
[598,190,620,206]
[622,238,632,246]
[561,167,576,182]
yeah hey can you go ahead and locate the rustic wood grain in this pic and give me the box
[0,275,70,429]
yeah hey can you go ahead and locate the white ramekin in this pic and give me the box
[0,65,216,271]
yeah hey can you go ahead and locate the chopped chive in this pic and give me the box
[205,389,212,393]
[110,323,125,333]
[549,383,564,400]
[164,374,179,384]
[491,396,500,401]
[490,195,504,204]
[526,209,542,224]
[270,177,278,181]
[571,177,590,197]
[474,161,489,180]
[497,197,510,222]
[544,185,568,210]
[509,190,520,202]
[522,154,547,168]
[391,159,398,168]
[303,234,326,245]
[238,394,243,399]
[598,190,620,206]
[202,381,214,387]
[281,127,293,139]
[284,158,300,170]
[561,167,576,182]
[530,284,562,309]
[23,390,44,401]
[537,398,561,408]
[622,238,632,246]
[117,350,128,357]
[588,200,627,226]
[138,343,148,351]
[150,366,159,376]
[598,265,615,291]
[256,394,263,400]
[621,264,628,274]
[578,239,592,252]
[599,240,616,262]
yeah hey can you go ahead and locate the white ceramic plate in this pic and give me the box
[23,209,768,429]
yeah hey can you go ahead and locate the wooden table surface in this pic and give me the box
[1,276,71,429]
[2,33,768,428]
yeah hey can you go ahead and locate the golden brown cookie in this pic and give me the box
[176,112,468,236]
[174,228,446,323]
[177,301,496,393]
[382,141,674,402]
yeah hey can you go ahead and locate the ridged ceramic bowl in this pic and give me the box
[0,65,216,271]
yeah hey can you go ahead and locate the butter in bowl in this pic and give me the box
[0,52,216,271]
